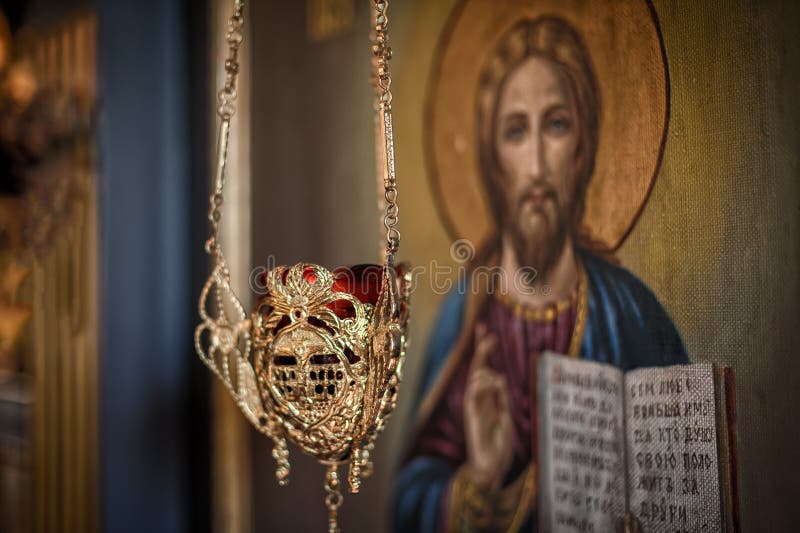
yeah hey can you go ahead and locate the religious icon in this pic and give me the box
[394,1,690,530]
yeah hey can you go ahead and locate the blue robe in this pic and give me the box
[393,250,688,532]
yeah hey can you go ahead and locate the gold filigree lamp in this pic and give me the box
[194,2,409,531]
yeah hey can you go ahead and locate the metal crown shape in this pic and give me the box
[195,261,410,493]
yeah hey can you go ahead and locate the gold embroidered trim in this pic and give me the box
[447,464,535,532]
[507,465,536,532]
[567,263,588,358]
[493,290,575,323]
[491,261,588,357]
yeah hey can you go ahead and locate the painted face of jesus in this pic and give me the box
[493,56,582,275]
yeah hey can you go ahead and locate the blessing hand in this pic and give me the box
[463,322,514,492]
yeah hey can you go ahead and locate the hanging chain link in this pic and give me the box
[208,0,399,265]
[200,2,404,531]
[371,0,400,260]
[323,462,344,533]
[205,0,245,266]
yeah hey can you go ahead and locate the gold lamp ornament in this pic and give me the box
[194,1,410,531]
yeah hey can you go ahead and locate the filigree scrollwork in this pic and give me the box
[253,264,373,463]
[244,262,409,492]
[194,262,264,430]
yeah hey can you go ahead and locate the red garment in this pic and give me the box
[408,295,577,484]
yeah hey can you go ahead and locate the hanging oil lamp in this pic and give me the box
[194,1,409,531]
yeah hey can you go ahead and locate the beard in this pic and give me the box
[507,183,571,282]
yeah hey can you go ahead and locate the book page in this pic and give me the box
[625,364,722,532]
[537,352,627,532]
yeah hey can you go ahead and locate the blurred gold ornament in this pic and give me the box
[0,304,30,351]
[2,260,31,302]
[0,10,10,71]
[5,59,38,109]
[194,1,408,531]
[0,262,31,374]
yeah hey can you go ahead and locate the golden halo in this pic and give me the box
[425,0,669,253]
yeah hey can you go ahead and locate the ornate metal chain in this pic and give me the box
[205,0,244,265]
[208,0,399,266]
[323,462,344,533]
[372,0,400,261]
[198,3,405,533]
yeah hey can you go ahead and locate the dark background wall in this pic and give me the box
[98,0,210,531]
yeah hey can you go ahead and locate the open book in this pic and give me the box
[537,352,739,532]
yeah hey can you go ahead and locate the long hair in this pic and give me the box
[474,17,601,263]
